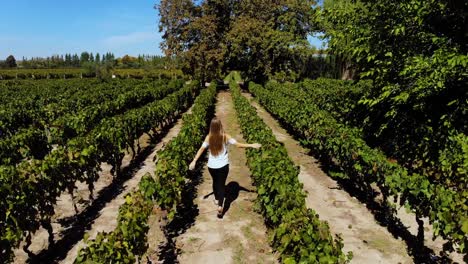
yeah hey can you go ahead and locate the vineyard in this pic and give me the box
[0,69,183,80]
[248,79,467,262]
[2,0,467,262]
[0,70,463,264]
[0,76,199,262]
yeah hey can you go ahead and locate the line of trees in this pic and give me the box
[0,52,116,69]
[0,53,173,69]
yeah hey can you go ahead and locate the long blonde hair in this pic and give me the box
[208,117,226,156]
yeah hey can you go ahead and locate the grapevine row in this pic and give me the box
[299,79,468,194]
[229,78,348,263]
[0,82,198,263]
[0,68,184,80]
[49,79,184,143]
[249,81,467,255]
[0,79,159,137]
[0,79,182,166]
[74,83,217,263]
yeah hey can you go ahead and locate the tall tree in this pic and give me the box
[158,0,196,57]
[322,0,468,211]
[72,54,80,67]
[65,54,72,66]
[5,55,17,68]
[80,52,90,64]
[227,0,316,81]
[158,0,318,82]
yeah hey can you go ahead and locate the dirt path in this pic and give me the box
[13,111,188,264]
[243,93,413,264]
[175,91,277,264]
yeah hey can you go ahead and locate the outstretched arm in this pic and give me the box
[226,134,261,149]
[189,136,208,170]
[234,142,261,148]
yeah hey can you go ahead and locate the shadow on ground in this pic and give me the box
[156,162,204,264]
[157,173,254,263]
[246,97,457,264]
[305,147,454,264]
[222,181,254,217]
[27,124,175,264]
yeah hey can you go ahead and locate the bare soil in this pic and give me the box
[243,92,413,264]
[173,91,278,264]
[13,111,188,264]
[244,92,466,264]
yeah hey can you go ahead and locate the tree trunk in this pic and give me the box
[341,59,355,80]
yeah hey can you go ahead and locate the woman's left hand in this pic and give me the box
[189,161,196,170]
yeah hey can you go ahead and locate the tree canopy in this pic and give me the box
[321,0,468,198]
[5,55,17,68]
[157,0,319,82]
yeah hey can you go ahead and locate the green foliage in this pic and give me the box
[227,75,348,263]
[158,0,319,82]
[112,68,184,80]
[51,79,182,143]
[0,79,183,167]
[0,69,84,80]
[75,82,217,263]
[75,178,155,263]
[153,83,217,217]
[81,62,98,78]
[321,0,468,190]
[5,55,17,68]
[0,127,50,165]
[0,79,161,138]
[224,71,242,83]
[226,0,319,82]
[439,134,468,189]
[292,78,372,123]
[318,1,468,250]
[0,79,198,263]
[95,63,112,80]
[0,68,183,80]
[249,80,468,254]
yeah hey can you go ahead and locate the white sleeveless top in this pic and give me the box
[202,138,237,169]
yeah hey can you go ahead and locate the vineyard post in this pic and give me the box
[415,212,425,248]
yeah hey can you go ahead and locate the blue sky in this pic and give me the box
[0,0,325,59]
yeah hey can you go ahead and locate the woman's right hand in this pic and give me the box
[189,161,196,170]
[251,143,261,149]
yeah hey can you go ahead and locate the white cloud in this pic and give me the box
[102,31,155,47]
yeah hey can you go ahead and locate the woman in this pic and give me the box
[189,117,261,218]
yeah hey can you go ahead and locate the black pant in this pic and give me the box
[208,164,229,207]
